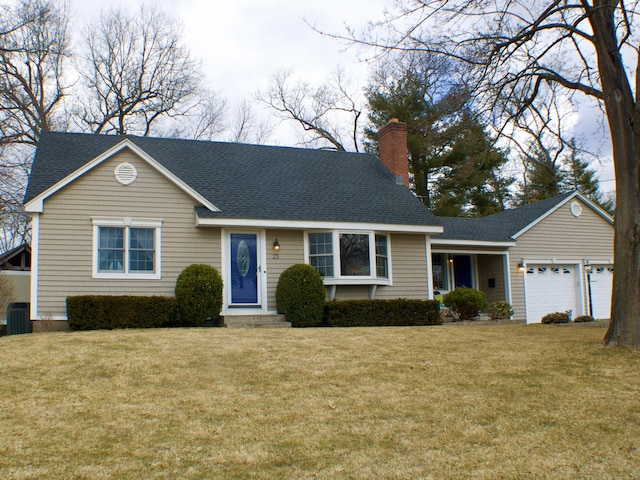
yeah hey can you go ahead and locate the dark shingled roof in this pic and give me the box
[25,132,441,228]
[435,192,577,242]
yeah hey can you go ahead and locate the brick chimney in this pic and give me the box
[378,118,409,187]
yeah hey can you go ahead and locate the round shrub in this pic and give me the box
[487,301,514,320]
[541,311,571,324]
[276,264,326,327]
[443,287,488,320]
[175,264,223,326]
[573,315,595,323]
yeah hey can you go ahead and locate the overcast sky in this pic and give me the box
[67,0,615,193]
[69,0,388,144]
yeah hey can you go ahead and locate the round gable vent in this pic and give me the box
[114,162,138,185]
[570,201,582,217]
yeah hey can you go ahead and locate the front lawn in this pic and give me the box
[1,324,638,479]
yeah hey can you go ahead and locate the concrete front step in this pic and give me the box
[222,314,291,329]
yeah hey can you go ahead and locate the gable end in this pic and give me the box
[24,139,219,213]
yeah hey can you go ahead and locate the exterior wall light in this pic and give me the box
[517,259,526,272]
[448,254,454,264]
[273,238,280,252]
[584,259,592,273]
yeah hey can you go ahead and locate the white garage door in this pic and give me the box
[589,266,613,319]
[525,265,579,323]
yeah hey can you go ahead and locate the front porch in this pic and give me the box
[430,247,511,308]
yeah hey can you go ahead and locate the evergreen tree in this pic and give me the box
[516,138,613,214]
[365,57,513,217]
[562,140,615,213]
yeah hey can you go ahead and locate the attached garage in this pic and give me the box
[588,265,613,320]
[524,264,581,324]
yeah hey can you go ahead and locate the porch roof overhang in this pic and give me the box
[430,238,515,249]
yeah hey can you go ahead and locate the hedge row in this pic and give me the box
[67,295,177,331]
[325,299,441,327]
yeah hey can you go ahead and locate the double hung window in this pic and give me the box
[92,218,162,279]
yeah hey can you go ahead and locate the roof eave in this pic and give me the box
[196,215,444,234]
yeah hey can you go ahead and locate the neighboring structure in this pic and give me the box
[0,244,31,323]
[24,122,443,330]
[433,191,614,323]
[23,123,614,330]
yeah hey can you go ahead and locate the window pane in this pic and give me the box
[432,253,447,291]
[340,233,370,276]
[375,234,388,278]
[130,228,154,272]
[98,227,124,272]
[99,227,123,249]
[309,233,334,277]
[310,255,334,278]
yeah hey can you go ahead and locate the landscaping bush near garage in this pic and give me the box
[67,295,177,330]
[573,315,595,323]
[541,311,572,324]
[325,299,441,327]
[487,301,514,320]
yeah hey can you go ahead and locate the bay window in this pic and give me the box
[307,231,389,283]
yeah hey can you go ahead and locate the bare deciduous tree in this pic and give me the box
[0,0,69,251]
[0,0,69,146]
[257,68,362,152]
[335,0,640,348]
[76,5,201,136]
[164,90,227,141]
[227,99,274,145]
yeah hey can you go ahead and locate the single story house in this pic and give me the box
[24,121,444,329]
[23,121,614,330]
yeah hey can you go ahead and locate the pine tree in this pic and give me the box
[365,56,513,216]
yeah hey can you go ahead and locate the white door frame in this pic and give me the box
[221,229,268,314]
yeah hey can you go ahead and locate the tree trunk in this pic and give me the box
[590,2,640,348]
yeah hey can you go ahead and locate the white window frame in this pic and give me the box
[304,230,392,286]
[92,217,163,279]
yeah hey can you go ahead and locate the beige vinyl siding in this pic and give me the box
[509,199,614,321]
[37,149,220,317]
[376,234,429,299]
[265,229,304,311]
[263,232,430,305]
[333,285,373,301]
[477,255,506,305]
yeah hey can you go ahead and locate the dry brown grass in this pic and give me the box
[0,324,638,479]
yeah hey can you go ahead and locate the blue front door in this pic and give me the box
[453,255,473,288]
[230,233,258,305]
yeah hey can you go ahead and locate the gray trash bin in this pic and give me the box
[7,303,31,335]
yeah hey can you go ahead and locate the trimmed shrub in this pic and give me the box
[276,264,325,327]
[443,287,488,320]
[175,264,223,327]
[487,301,514,320]
[573,315,595,323]
[67,295,177,330]
[325,299,441,327]
[541,311,571,324]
